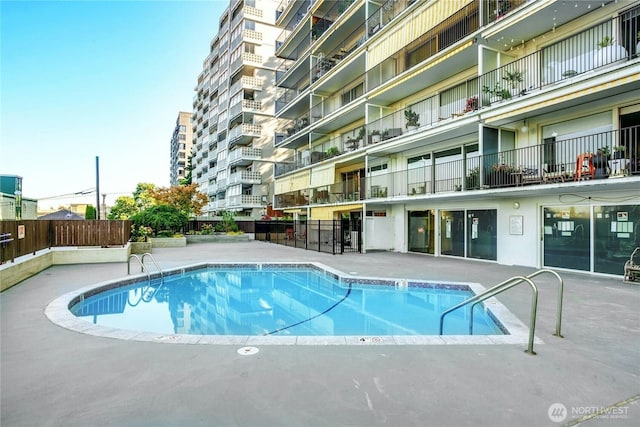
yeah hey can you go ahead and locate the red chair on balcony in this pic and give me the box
[285,228,294,240]
[574,153,595,181]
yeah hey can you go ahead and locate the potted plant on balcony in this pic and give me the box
[326,146,340,158]
[465,167,481,190]
[594,36,626,67]
[482,83,511,104]
[503,70,525,95]
[405,109,420,130]
[370,129,381,143]
[487,163,519,187]
[464,96,479,112]
[608,146,628,177]
[357,127,366,145]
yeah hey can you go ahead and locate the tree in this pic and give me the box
[85,205,96,219]
[133,183,156,212]
[217,210,239,232]
[130,204,188,235]
[179,150,194,185]
[107,196,138,219]
[150,183,208,218]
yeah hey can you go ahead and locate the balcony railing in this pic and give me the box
[368,2,480,91]
[229,170,262,185]
[244,5,263,19]
[227,194,263,207]
[229,75,263,92]
[274,126,639,208]
[228,147,263,165]
[273,7,640,176]
[276,87,308,113]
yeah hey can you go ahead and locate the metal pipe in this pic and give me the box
[524,269,564,338]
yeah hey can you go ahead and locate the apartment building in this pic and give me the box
[170,111,194,186]
[191,0,282,217]
[272,0,640,275]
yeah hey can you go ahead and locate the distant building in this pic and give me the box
[38,209,84,220]
[191,0,281,217]
[170,111,194,186]
[0,175,37,220]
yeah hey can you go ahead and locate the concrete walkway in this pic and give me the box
[1,241,638,426]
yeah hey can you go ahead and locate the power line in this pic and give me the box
[37,188,96,200]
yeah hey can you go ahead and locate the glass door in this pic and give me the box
[543,206,591,271]
[440,210,465,257]
[408,210,435,254]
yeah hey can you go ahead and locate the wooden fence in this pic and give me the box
[0,220,132,264]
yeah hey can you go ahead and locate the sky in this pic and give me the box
[0,0,227,209]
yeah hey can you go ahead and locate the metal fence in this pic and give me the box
[254,220,360,254]
[0,220,132,264]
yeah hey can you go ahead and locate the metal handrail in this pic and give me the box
[141,253,164,279]
[127,254,150,280]
[468,269,563,337]
[439,275,539,355]
[524,269,564,338]
[126,253,164,307]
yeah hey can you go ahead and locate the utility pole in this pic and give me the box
[95,156,100,220]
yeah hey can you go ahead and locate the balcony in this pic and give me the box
[228,147,263,166]
[217,178,227,191]
[243,29,263,42]
[275,115,310,149]
[230,76,264,94]
[208,183,218,197]
[228,123,262,147]
[229,171,262,185]
[274,126,640,208]
[227,194,263,208]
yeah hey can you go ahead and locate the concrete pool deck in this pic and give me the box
[1,241,638,426]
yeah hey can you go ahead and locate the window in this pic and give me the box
[179,134,186,140]
[179,125,186,132]
[244,20,255,31]
[341,82,364,105]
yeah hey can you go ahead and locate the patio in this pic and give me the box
[1,241,638,426]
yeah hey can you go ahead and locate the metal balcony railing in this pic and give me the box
[274,126,639,208]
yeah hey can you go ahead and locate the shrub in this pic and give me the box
[201,224,215,235]
[131,204,187,236]
[130,225,153,242]
[218,210,239,233]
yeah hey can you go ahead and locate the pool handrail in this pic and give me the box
[141,253,164,279]
[127,254,149,280]
[439,275,539,355]
[127,253,164,280]
[126,253,165,307]
[467,269,564,338]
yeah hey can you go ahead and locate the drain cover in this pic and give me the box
[237,346,259,355]
[359,336,383,343]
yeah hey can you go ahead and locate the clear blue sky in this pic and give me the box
[1,0,226,209]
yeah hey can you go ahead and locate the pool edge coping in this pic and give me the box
[44,262,540,346]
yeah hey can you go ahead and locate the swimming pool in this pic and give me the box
[45,263,533,345]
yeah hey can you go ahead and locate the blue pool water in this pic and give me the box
[69,265,506,336]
